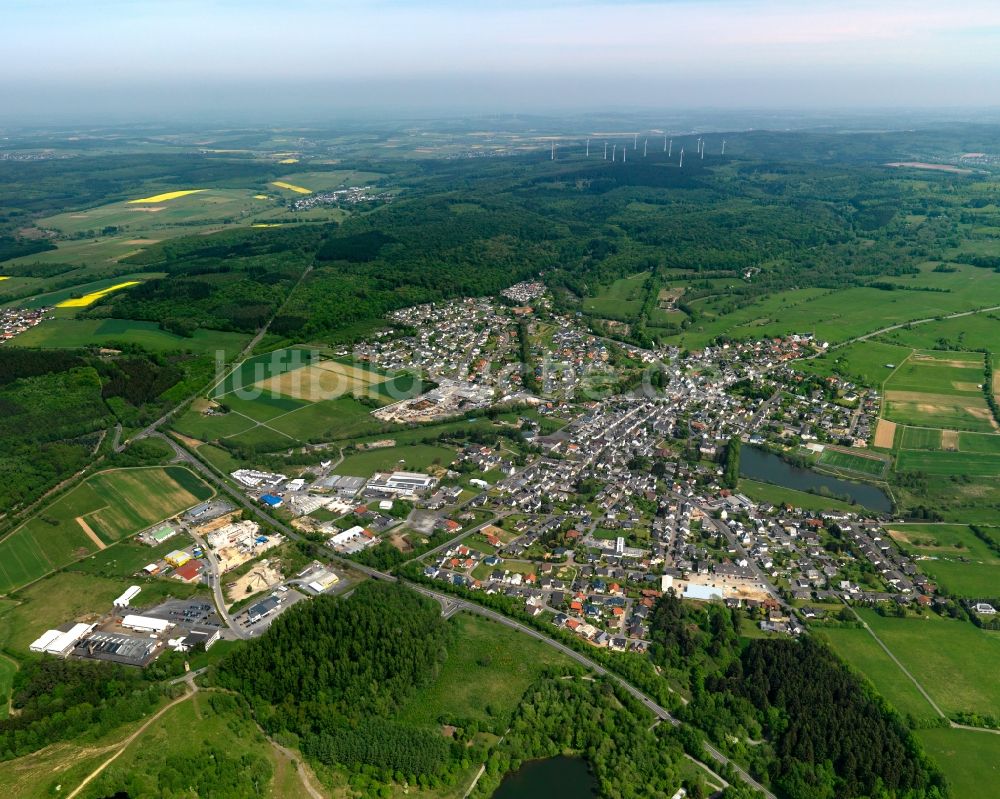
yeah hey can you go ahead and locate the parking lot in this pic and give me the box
[146,598,224,629]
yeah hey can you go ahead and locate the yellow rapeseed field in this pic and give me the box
[0,276,9,281]
[278,158,299,164]
[271,181,311,194]
[253,194,269,199]
[56,281,141,308]
[252,223,284,228]
[127,189,206,204]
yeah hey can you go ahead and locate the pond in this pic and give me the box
[492,756,597,799]
[740,445,892,512]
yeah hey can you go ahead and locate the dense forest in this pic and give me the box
[0,658,171,761]
[218,582,469,785]
[0,347,203,518]
[650,591,947,799]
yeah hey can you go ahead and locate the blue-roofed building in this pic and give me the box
[260,494,283,508]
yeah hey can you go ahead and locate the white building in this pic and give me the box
[29,623,95,656]
[113,585,142,608]
[121,615,172,634]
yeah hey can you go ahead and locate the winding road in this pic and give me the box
[157,432,775,798]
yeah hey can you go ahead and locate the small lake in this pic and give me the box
[740,445,892,512]
[492,756,597,799]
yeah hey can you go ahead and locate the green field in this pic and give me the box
[671,262,1000,348]
[13,317,249,358]
[895,449,1000,477]
[395,612,571,729]
[0,466,213,595]
[0,571,127,653]
[917,727,1000,799]
[212,346,316,396]
[856,608,1000,721]
[877,312,1000,353]
[794,340,914,387]
[0,570,204,657]
[737,478,857,511]
[67,533,193,579]
[336,444,456,478]
[886,352,984,397]
[817,447,888,476]
[885,399,996,433]
[819,626,938,722]
[959,432,1000,453]
[886,523,1000,597]
[898,426,942,450]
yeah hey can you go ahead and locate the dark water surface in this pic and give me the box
[740,445,892,512]
[492,756,597,799]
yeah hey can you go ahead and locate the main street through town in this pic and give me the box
[158,432,776,799]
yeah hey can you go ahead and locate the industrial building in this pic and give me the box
[29,623,95,656]
[121,614,173,634]
[74,632,161,667]
[328,525,376,554]
[306,569,340,593]
[365,470,437,497]
[113,585,142,608]
[247,595,281,623]
[165,550,192,568]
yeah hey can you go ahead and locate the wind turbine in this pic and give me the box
[668,138,673,157]
[586,138,590,157]
[633,133,638,149]
[679,148,684,168]
[612,144,617,162]
[663,135,667,153]
[604,141,608,160]
[551,142,556,160]
[623,145,627,163]
[643,138,648,157]
[721,139,727,155]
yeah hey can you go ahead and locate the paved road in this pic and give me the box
[406,584,775,799]
[163,433,774,798]
[189,530,248,640]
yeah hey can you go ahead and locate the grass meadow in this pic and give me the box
[856,608,1000,721]
[395,612,572,730]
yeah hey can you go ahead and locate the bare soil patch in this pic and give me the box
[941,430,960,450]
[75,516,106,550]
[873,419,897,448]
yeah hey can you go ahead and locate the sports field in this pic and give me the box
[817,447,888,476]
[0,466,213,595]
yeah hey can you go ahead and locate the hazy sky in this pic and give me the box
[4,0,1000,121]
